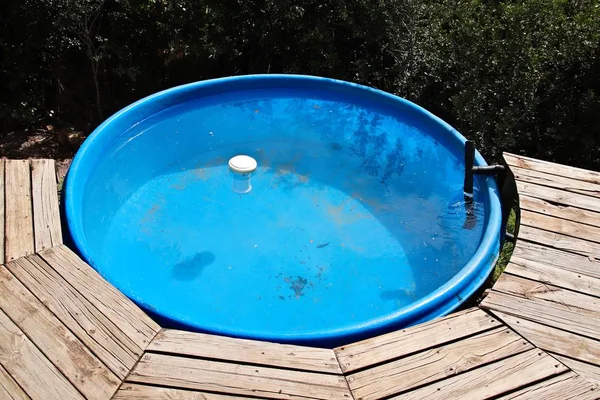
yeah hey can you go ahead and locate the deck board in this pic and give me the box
[512,241,600,279]
[0,308,84,400]
[38,245,161,348]
[518,224,600,258]
[489,311,600,367]
[4,160,34,261]
[113,383,241,399]
[516,180,600,213]
[334,308,500,373]
[511,165,600,199]
[127,352,352,400]
[0,363,28,400]
[505,257,600,297]
[346,327,531,400]
[504,153,600,184]
[482,287,600,339]
[519,195,600,229]
[520,209,600,244]
[6,255,142,379]
[496,372,598,400]
[392,349,567,400]
[0,264,121,399]
[31,160,62,251]
[149,329,341,374]
[553,355,600,386]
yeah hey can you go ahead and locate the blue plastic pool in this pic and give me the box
[65,75,502,346]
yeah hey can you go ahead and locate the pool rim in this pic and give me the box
[65,74,503,345]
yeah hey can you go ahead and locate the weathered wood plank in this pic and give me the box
[393,349,566,400]
[497,372,598,400]
[334,308,499,373]
[490,310,600,367]
[553,355,600,386]
[516,181,600,214]
[0,308,83,400]
[31,160,62,251]
[128,353,352,400]
[0,264,121,399]
[7,255,141,379]
[347,327,531,400]
[513,241,600,278]
[518,225,600,258]
[4,159,34,261]
[512,165,600,199]
[519,195,600,229]
[0,363,28,400]
[39,245,160,348]
[506,257,600,298]
[492,273,600,315]
[113,384,242,399]
[521,209,600,244]
[0,159,5,265]
[149,329,341,374]
[482,286,600,339]
[505,153,600,184]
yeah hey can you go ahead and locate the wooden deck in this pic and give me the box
[481,153,600,386]
[1,154,600,399]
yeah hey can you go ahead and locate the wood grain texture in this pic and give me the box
[149,329,341,374]
[490,311,600,367]
[128,353,352,400]
[497,372,598,400]
[334,308,499,373]
[0,308,83,400]
[492,273,600,316]
[518,225,600,258]
[113,384,244,399]
[0,264,120,399]
[347,327,531,400]
[553,355,600,386]
[513,241,600,278]
[516,181,600,214]
[39,245,160,348]
[519,195,600,229]
[481,285,600,339]
[391,349,567,400]
[4,159,34,261]
[0,363,28,400]
[505,153,600,184]
[511,165,600,199]
[0,159,5,265]
[7,255,141,379]
[506,257,600,297]
[31,160,62,251]
[520,209,600,244]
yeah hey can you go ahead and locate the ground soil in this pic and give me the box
[0,127,87,186]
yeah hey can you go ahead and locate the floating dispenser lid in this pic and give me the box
[229,155,257,174]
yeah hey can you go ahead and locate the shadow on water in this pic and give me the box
[172,251,216,281]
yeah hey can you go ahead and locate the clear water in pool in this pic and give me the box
[81,89,486,337]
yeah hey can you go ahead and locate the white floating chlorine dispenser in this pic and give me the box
[229,155,258,194]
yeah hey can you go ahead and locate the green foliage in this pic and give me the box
[1,0,599,168]
[494,209,516,282]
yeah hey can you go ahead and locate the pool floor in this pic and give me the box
[98,155,482,339]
